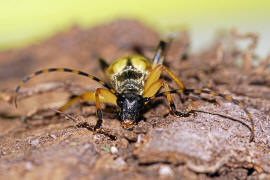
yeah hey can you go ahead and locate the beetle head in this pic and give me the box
[116,93,145,129]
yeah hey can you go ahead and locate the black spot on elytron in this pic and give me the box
[126,57,133,67]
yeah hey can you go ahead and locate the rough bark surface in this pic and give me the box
[0,20,269,180]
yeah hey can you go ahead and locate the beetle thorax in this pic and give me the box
[111,66,148,95]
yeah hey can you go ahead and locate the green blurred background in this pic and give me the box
[1,0,270,56]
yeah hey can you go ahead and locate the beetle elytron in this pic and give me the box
[14,41,255,142]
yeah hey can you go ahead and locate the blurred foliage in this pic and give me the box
[0,0,269,50]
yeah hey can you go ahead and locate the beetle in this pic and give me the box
[14,41,255,142]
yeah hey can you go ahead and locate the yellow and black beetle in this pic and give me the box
[14,41,255,142]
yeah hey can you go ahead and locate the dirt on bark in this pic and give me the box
[0,19,270,180]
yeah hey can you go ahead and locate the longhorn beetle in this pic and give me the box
[14,41,255,142]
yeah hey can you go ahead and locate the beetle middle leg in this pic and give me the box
[59,88,117,130]
[143,79,194,117]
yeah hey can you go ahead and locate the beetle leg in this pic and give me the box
[59,89,117,112]
[144,64,185,93]
[152,40,166,66]
[59,88,117,130]
[143,79,194,117]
